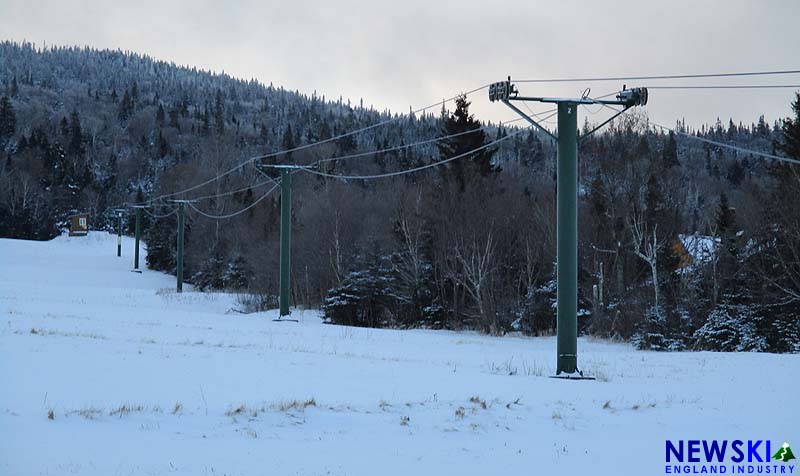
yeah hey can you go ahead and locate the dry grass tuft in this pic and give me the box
[68,406,103,420]
[226,404,247,417]
[109,404,145,417]
[505,397,522,409]
[469,396,487,409]
[272,398,316,412]
[631,402,657,411]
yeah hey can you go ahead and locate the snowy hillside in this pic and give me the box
[0,233,797,475]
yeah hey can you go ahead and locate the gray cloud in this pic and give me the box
[1,0,799,127]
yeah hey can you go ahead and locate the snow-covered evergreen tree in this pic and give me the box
[632,306,687,351]
[693,303,767,352]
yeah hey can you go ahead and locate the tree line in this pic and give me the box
[1,41,798,352]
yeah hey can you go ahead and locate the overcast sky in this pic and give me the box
[2,0,799,129]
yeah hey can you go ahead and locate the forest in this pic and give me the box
[1,41,798,352]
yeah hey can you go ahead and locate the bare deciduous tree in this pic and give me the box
[629,210,663,309]
[454,226,499,334]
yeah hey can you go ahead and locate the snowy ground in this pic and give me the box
[0,233,797,476]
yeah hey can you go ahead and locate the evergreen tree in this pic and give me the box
[213,89,225,136]
[323,255,393,328]
[67,110,84,157]
[157,131,170,158]
[713,192,740,304]
[662,131,679,167]
[336,128,357,153]
[694,303,767,351]
[748,92,800,354]
[645,174,664,229]
[105,153,118,189]
[200,103,210,136]
[716,193,738,260]
[756,115,770,136]
[156,104,165,126]
[0,95,15,143]
[193,245,226,290]
[168,107,180,129]
[520,130,545,167]
[437,94,498,191]
[193,247,251,291]
[222,255,250,290]
[118,89,132,122]
[632,306,687,351]
[145,212,178,273]
[59,116,69,137]
[282,124,295,160]
[727,159,745,186]
[775,92,800,160]
[727,119,737,139]
[130,80,138,107]
[319,120,331,140]
[704,146,714,175]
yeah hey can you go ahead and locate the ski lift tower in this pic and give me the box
[489,78,648,378]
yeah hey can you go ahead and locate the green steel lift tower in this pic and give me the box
[490,78,648,378]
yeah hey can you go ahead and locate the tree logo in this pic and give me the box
[772,442,796,462]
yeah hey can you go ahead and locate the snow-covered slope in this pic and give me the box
[0,233,797,475]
